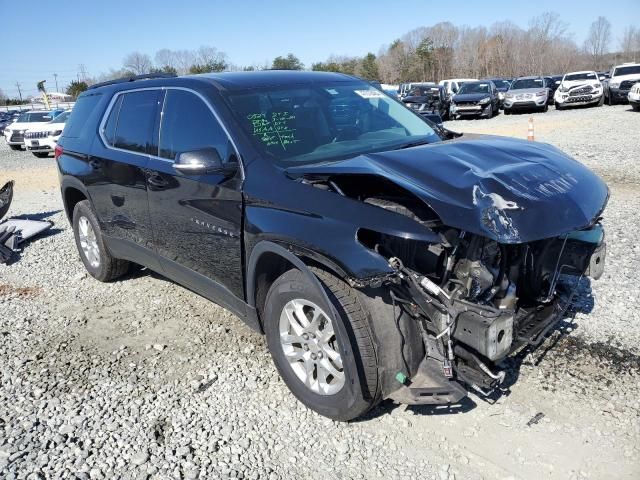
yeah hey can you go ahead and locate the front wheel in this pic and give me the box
[597,95,604,106]
[555,102,564,111]
[9,144,21,151]
[632,104,640,112]
[263,268,379,421]
[72,200,130,282]
[541,103,549,112]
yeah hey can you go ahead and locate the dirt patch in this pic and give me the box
[0,283,43,298]
[0,166,58,192]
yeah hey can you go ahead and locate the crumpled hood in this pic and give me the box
[453,93,491,103]
[286,135,609,244]
[560,80,601,90]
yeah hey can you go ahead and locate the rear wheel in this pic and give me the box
[263,267,379,421]
[72,200,130,282]
[9,144,21,151]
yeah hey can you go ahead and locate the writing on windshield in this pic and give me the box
[247,112,299,150]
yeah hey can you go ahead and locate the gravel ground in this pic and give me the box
[1,104,639,480]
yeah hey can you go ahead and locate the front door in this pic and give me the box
[145,88,244,307]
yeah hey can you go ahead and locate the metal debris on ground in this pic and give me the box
[526,412,545,426]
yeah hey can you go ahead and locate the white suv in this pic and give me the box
[605,63,640,105]
[3,110,55,150]
[554,71,604,109]
[23,110,70,157]
[629,83,640,111]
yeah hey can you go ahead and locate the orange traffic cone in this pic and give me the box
[527,117,535,141]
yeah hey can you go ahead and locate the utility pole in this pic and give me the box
[78,64,87,82]
[53,73,59,92]
[15,82,22,102]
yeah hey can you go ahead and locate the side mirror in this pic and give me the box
[173,148,237,176]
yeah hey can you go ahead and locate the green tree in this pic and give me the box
[415,37,434,81]
[272,54,304,70]
[151,65,178,75]
[359,53,379,81]
[188,60,227,74]
[66,81,88,99]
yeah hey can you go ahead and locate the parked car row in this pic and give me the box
[2,109,70,157]
[393,62,640,122]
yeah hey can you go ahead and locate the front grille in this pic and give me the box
[10,132,24,143]
[620,79,640,91]
[515,93,534,100]
[566,96,592,103]
[569,86,593,96]
[24,131,47,139]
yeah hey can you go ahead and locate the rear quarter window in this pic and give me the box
[63,92,103,138]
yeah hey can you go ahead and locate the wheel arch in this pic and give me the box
[61,177,90,223]
[247,241,347,332]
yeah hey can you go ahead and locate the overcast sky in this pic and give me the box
[2,0,639,97]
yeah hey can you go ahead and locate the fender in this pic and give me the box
[60,176,93,221]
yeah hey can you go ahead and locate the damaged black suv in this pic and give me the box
[56,71,608,420]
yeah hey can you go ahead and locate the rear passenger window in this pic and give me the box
[159,90,231,161]
[64,93,103,138]
[113,90,159,154]
[103,95,123,145]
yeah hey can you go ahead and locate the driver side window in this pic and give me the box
[159,90,232,162]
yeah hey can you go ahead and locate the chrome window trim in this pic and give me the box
[97,86,245,179]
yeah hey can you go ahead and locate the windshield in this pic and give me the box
[511,78,544,90]
[613,65,640,76]
[224,81,442,166]
[17,112,52,123]
[458,82,490,94]
[565,72,597,81]
[491,80,510,89]
[49,111,70,123]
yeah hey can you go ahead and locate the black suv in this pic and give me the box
[57,71,608,421]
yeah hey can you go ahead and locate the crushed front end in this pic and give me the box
[364,222,606,403]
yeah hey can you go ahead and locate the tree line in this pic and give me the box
[3,13,639,105]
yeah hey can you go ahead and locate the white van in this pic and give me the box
[439,78,477,97]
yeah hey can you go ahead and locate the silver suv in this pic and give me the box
[503,76,550,114]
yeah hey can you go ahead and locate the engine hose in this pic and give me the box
[390,290,411,377]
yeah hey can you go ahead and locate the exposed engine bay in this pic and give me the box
[302,173,607,402]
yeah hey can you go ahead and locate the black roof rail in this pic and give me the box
[87,72,177,90]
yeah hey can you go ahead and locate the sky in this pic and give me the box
[2,0,639,98]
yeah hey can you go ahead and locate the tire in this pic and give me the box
[597,95,604,107]
[72,200,130,282]
[555,102,563,111]
[541,103,549,113]
[633,104,640,112]
[606,90,615,105]
[9,144,21,151]
[263,267,379,421]
[504,109,511,115]
[33,152,50,158]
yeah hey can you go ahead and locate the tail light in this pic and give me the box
[54,144,63,160]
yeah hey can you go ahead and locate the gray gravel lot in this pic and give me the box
[1,104,639,480]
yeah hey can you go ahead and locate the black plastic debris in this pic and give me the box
[526,412,545,427]
[0,181,53,264]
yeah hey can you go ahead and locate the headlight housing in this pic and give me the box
[536,91,547,97]
[505,93,514,99]
[479,97,491,105]
[50,130,63,137]
[610,82,620,88]
[558,86,568,92]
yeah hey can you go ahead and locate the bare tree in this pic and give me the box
[123,52,152,75]
[620,26,639,62]
[155,49,177,69]
[584,16,612,70]
[173,50,196,75]
[0,87,6,102]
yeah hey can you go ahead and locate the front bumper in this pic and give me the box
[555,90,602,106]
[503,96,547,110]
[4,130,26,145]
[24,135,58,151]
[609,87,631,101]
[452,103,492,117]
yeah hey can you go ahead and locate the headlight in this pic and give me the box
[610,82,620,88]
[498,92,504,100]
[505,93,514,99]
[51,130,63,136]
[558,86,568,93]
[536,91,546,97]
[479,97,491,105]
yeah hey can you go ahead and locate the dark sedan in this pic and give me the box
[450,81,500,119]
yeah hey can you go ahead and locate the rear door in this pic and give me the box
[88,88,162,267]
[145,88,245,305]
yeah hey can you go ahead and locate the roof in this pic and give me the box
[515,75,544,80]
[195,70,356,90]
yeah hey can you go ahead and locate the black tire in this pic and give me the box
[72,200,129,282]
[607,90,615,105]
[33,152,50,158]
[555,102,563,111]
[597,95,604,107]
[263,267,379,421]
[504,109,511,115]
[633,104,640,112]
[9,144,21,151]
[541,103,549,113]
